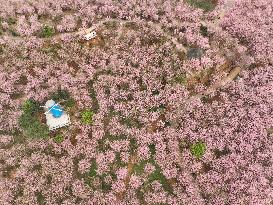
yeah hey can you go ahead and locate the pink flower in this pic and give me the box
[112,180,126,193]
[129,175,143,189]
[116,168,128,180]
[144,163,156,174]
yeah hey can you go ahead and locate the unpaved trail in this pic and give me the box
[204,67,241,95]
[1,0,237,53]
[63,18,189,53]
[1,17,188,52]
[116,153,138,201]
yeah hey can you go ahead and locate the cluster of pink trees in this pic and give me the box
[221,0,273,65]
[0,0,273,204]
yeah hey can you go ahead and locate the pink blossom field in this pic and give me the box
[0,0,273,204]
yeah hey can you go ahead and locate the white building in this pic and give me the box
[44,100,71,131]
[83,31,97,40]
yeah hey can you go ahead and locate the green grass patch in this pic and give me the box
[173,74,187,85]
[129,138,138,155]
[135,158,174,195]
[85,159,116,193]
[40,25,55,38]
[147,164,174,194]
[19,117,49,139]
[186,0,217,12]
[148,144,156,156]
[42,44,62,58]
[22,99,42,114]
[87,80,100,112]
[190,142,206,159]
[132,159,151,175]
[18,99,49,139]
[54,134,64,143]
[64,98,75,108]
[89,160,97,177]
[81,110,94,124]
[115,152,127,168]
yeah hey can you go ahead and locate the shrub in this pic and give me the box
[35,192,45,205]
[173,74,187,85]
[50,89,75,108]
[9,29,19,36]
[19,113,49,139]
[22,99,42,114]
[190,142,206,159]
[18,112,34,129]
[65,98,75,108]
[54,134,64,143]
[40,25,55,38]
[81,110,94,124]
[19,100,49,139]
[187,47,204,59]
[7,17,16,25]
[51,89,70,101]
[200,25,208,37]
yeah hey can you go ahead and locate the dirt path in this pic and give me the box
[116,153,138,201]
[1,17,188,52]
[1,0,237,53]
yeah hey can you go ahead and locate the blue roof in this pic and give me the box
[50,104,63,118]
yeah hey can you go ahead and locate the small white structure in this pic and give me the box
[83,31,97,40]
[44,100,71,131]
